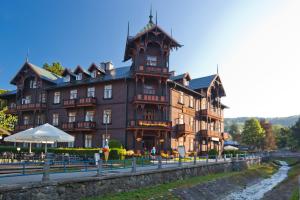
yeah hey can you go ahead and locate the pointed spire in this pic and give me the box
[127,21,130,38]
[155,11,158,25]
[217,64,219,74]
[149,4,153,23]
[26,48,29,63]
[171,28,173,37]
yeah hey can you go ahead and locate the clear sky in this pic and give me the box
[0,0,299,118]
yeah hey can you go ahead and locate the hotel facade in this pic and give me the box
[1,14,227,155]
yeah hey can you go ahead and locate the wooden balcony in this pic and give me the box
[199,109,222,120]
[63,99,76,108]
[77,97,96,107]
[16,103,46,111]
[62,121,96,131]
[6,106,17,114]
[133,94,167,105]
[200,129,221,138]
[176,123,194,138]
[135,66,170,77]
[128,119,172,130]
[15,124,33,131]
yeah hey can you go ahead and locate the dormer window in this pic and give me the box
[76,73,82,81]
[146,55,157,66]
[183,79,189,86]
[30,80,37,88]
[64,75,70,82]
[91,70,97,78]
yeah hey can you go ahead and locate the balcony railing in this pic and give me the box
[134,94,167,104]
[199,109,222,120]
[16,103,46,111]
[176,123,194,138]
[6,105,17,114]
[128,119,172,129]
[200,129,220,138]
[77,97,96,107]
[63,99,76,108]
[136,66,169,75]
[62,121,96,131]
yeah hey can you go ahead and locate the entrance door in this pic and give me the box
[143,136,155,152]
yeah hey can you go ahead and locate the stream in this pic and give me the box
[224,161,290,200]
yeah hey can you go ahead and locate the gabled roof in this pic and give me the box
[73,66,90,76]
[0,90,17,97]
[170,72,191,81]
[88,63,106,74]
[189,75,217,90]
[10,62,61,85]
[62,68,76,77]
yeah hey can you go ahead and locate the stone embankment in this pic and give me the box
[0,158,260,200]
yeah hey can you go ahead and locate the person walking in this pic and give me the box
[151,146,156,160]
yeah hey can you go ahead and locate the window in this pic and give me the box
[103,109,111,124]
[22,96,31,104]
[189,96,194,108]
[54,92,60,104]
[68,112,76,123]
[76,73,82,81]
[91,70,97,78]
[178,114,184,124]
[87,87,95,97]
[70,90,77,99]
[189,139,194,151]
[104,85,112,99]
[30,80,37,88]
[52,113,59,126]
[190,117,194,128]
[68,142,74,148]
[85,111,95,122]
[85,135,92,148]
[146,55,157,66]
[37,115,44,125]
[183,79,189,86]
[144,109,154,120]
[64,75,70,82]
[102,134,110,147]
[144,85,155,95]
[39,93,46,103]
[179,92,184,104]
[23,116,30,125]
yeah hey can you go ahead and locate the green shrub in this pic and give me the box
[223,149,240,156]
[108,139,122,148]
[109,149,120,160]
[208,149,218,157]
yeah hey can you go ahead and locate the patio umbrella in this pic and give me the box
[224,145,239,151]
[4,123,74,153]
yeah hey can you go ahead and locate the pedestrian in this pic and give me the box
[151,146,156,160]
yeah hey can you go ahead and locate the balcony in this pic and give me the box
[135,66,170,77]
[16,103,46,111]
[62,121,96,131]
[200,129,220,138]
[77,97,96,107]
[63,99,76,108]
[15,124,33,131]
[199,109,222,120]
[128,119,172,130]
[6,105,17,114]
[176,123,194,138]
[133,94,167,105]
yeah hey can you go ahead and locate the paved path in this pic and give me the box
[0,159,231,186]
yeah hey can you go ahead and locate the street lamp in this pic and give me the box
[104,112,109,147]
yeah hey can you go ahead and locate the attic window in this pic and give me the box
[183,79,189,86]
[146,56,157,66]
[76,73,82,81]
[91,70,97,78]
[64,75,70,82]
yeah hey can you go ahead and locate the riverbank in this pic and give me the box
[262,157,300,200]
[85,163,277,200]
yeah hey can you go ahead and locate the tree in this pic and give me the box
[0,89,7,110]
[260,120,276,150]
[241,118,265,150]
[273,125,289,149]
[228,123,242,142]
[43,62,64,76]
[0,108,17,131]
[290,117,300,149]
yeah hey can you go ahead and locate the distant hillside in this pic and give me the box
[224,115,300,130]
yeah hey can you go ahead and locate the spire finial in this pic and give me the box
[26,48,29,63]
[155,11,158,25]
[217,64,219,74]
[149,5,153,23]
[127,21,130,38]
[171,28,173,37]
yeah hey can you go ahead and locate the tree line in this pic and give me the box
[228,117,300,151]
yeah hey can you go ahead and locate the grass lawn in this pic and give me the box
[83,163,277,200]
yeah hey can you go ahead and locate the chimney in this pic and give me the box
[101,61,114,71]
[170,71,175,77]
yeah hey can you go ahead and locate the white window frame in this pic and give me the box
[85,135,92,148]
[70,90,78,99]
[189,96,194,108]
[54,92,60,104]
[30,80,37,88]
[23,116,30,125]
[146,55,157,66]
[103,109,111,124]
[104,85,112,99]
[68,112,76,123]
[76,73,82,81]
[91,70,97,78]
[85,111,95,122]
[52,113,59,126]
[179,92,184,104]
[64,75,70,82]
[87,87,95,97]
[178,114,184,124]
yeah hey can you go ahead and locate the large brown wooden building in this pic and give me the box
[1,14,227,155]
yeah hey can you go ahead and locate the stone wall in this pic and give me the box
[0,158,261,200]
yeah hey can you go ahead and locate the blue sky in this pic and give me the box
[0,0,299,118]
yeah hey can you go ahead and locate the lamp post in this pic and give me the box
[104,112,109,147]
